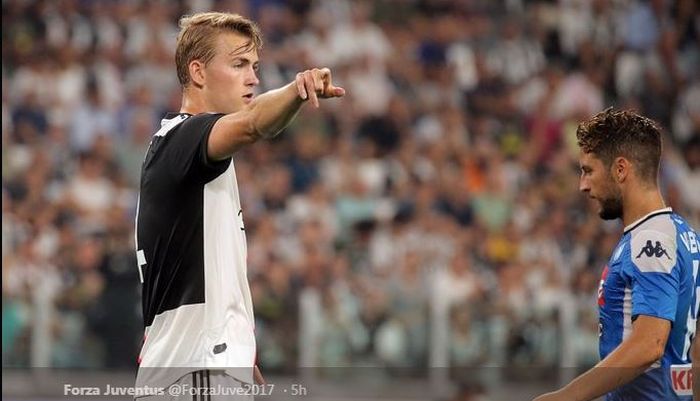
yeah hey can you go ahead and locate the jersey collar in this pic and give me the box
[163,112,192,120]
[623,207,673,234]
[159,113,191,129]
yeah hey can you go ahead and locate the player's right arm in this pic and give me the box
[533,315,671,401]
[535,228,683,401]
[534,316,671,401]
[207,68,345,160]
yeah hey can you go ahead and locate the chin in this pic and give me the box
[597,199,623,221]
[598,210,620,220]
[232,102,247,112]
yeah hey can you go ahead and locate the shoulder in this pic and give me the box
[628,214,678,274]
[672,213,699,255]
[156,113,224,138]
[151,114,190,138]
[179,113,225,132]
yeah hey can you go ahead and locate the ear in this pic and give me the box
[188,60,206,88]
[612,156,629,183]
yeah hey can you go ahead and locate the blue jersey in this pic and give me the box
[598,208,699,401]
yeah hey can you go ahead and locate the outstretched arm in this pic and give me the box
[207,67,345,160]
[533,315,671,401]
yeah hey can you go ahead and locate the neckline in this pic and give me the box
[623,207,673,234]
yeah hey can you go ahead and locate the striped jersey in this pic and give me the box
[134,113,255,392]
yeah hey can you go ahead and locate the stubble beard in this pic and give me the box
[598,194,623,220]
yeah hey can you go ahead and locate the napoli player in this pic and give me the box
[533,109,699,401]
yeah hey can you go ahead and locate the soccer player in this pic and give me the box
[533,109,699,401]
[133,12,344,400]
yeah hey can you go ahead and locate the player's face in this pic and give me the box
[202,32,260,114]
[579,151,623,220]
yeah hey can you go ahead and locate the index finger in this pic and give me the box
[319,67,332,88]
[304,71,319,108]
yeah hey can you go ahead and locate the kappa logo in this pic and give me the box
[636,240,671,260]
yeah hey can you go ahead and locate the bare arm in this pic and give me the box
[207,68,344,161]
[533,315,671,401]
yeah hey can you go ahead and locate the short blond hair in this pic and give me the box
[175,12,263,87]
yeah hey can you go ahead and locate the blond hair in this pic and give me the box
[175,12,262,87]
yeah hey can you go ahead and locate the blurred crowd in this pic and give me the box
[2,0,699,378]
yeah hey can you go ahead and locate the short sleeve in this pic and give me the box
[623,229,680,322]
[163,113,230,183]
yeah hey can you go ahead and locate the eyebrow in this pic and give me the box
[229,55,259,66]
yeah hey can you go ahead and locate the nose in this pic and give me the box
[247,67,260,87]
[579,174,590,193]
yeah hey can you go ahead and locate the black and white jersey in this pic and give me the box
[134,113,255,390]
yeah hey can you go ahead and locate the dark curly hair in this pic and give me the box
[576,108,662,184]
